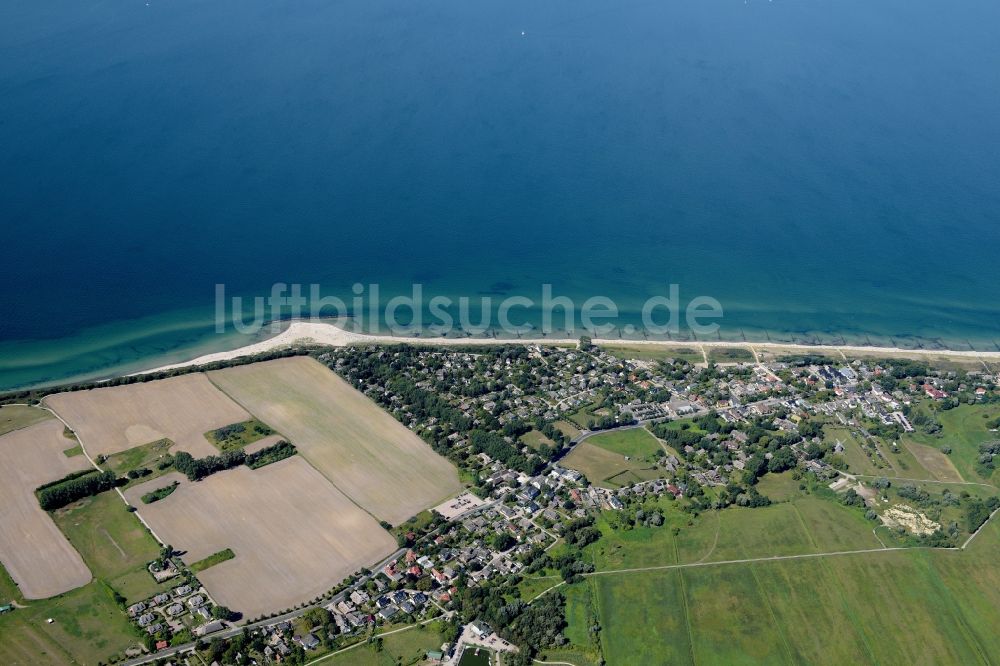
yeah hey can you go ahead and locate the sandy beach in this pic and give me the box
[136,321,1000,377]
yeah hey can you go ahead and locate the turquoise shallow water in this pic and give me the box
[2,0,999,390]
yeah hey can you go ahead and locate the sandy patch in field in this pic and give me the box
[880,504,941,536]
[125,457,396,619]
[209,357,461,525]
[46,374,250,459]
[0,419,93,598]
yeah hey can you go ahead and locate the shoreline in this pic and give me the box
[136,321,1000,376]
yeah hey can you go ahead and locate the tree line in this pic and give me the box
[36,469,119,510]
[172,440,299,480]
[245,440,297,469]
[173,450,246,481]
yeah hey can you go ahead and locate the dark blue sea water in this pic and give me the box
[2,0,999,389]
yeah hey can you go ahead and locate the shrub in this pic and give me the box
[141,482,180,504]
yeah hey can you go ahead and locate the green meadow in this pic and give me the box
[905,404,1000,484]
[579,493,881,574]
[545,401,1000,666]
[565,523,1000,665]
[0,490,171,664]
[50,490,167,602]
[0,558,142,666]
[584,428,663,459]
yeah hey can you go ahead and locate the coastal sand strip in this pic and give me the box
[136,321,1000,378]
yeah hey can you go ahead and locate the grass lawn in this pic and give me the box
[881,438,937,479]
[517,576,561,602]
[755,471,801,502]
[189,548,235,573]
[50,491,166,602]
[594,570,695,664]
[520,429,555,450]
[659,417,708,436]
[563,403,601,429]
[539,648,603,666]
[546,582,602,665]
[0,405,51,436]
[586,428,662,459]
[562,428,668,486]
[315,623,449,665]
[562,442,662,489]
[62,445,83,458]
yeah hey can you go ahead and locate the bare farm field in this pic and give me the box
[45,373,251,459]
[209,356,461,525]
[124,457,396,619]
[0,417,93,598]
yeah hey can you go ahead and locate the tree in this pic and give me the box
[303,607,332,628]
[766,448,797,474]
[36,470,120,510]
[492,533,516,552]
[841,489,866,508]
[211,605,240,621]
[798,420,823,439]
